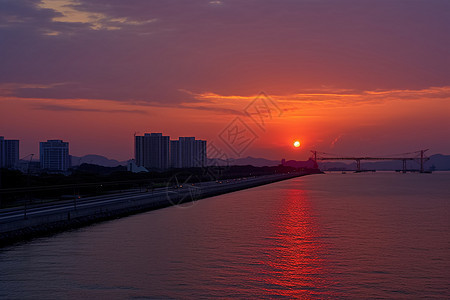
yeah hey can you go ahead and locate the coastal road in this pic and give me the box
[0,188,179,224]
[0,176,257,225]
[0,173,305,238]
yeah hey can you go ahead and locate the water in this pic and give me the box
[1,172,449,299]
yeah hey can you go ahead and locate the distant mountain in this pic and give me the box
[282,158,317,169]
[70,153,450,170]
[207,154,450,170]
[217,154,450,171]
[71,155,127,167]
[428,154,450,170]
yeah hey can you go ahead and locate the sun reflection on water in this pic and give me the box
[260,188,338,298]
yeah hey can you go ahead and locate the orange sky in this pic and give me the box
[1,0,449,161]
[2,87,449,161]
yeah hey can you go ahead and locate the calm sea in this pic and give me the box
[1,172,449,299]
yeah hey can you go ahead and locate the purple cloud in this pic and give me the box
[0,0,449,106]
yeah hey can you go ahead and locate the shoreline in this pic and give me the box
[0,172,319,247]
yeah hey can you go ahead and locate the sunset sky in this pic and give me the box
[1,0,449,161]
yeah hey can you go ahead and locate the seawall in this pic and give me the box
[0,172,314,247]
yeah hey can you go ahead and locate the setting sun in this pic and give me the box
[293,140,301,148]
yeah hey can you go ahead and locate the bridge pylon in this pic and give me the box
[311,149,431,173]
[420,149,429,173]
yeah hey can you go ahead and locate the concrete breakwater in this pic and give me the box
[0,172,313,246]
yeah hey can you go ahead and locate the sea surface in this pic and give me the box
[1,172,449,299]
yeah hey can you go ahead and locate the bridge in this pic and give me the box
[311,149,430,173]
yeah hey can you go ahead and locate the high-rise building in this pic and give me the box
[194,139,207,167]
[180,137,195,168]
[135,133,206,170]
[170,137,206,168]
[0,136,19,169]
[170,140,181,169]
[135,133,170,170]
[40,140,70,172]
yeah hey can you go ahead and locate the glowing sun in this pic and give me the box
[293,140,301,148]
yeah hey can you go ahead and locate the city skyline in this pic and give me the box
[0,133,212,163]
[1,1,449,161]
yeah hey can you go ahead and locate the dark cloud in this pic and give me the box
[179,104,245,116]
[0,0,449,106]
[32,103,147,114]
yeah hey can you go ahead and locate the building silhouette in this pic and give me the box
[181,137,206,168]
[170,137,206,168]
[194,139,207,167]
[136,133,206,170]
[40,140,70,172]
[135,133,170,170]
[170,139,181,168]
[0,136,19,169]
